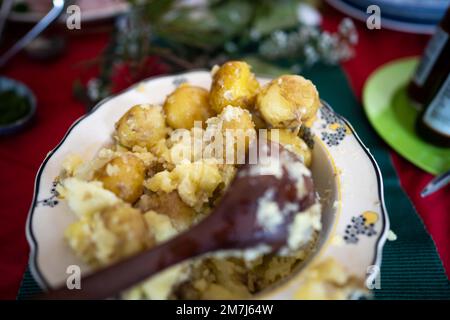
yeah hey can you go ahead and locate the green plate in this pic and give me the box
[363,57,450,175]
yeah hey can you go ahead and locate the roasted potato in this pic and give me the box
[222,106,256,158]
[95,154,146,203]
[268,129,312,167]
[99,204,153,260]
[65,204,153,266]
[209,61,260,113]
[220,105,255,133]
[115,104,167,149]
[164,84,214,129]
[256,75,320,128]
[205,106,256,163]
[137,191,196,231]
[250,110,268,130]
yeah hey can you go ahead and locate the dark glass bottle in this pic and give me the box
[409,7,450,147]
[415,73,450,147]
[408,7,450,110]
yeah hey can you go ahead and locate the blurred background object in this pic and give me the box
[24,34,66,61]
[0,76,36,135]
[7,0,128,23]
[345,0,449,24]
[362,6,449,177]
[421,169,450,197]
[0,0,14,42]
[75,0,358,108]
[0,0,65,68]
[363,57,450,175]
[327,0,450,34]
[411,7,450,148]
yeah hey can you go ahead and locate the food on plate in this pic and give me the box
[60,179,153,267]
[115,104,167,150]
[137,191,197,231]
[94,154,145,203]
[204,105,256,161]
[256,75,320,128]
[56,61,328,299]
[269,129,312,167]
[293,258,364,300]
[209,61,260,113]
[145,160,223,210]
[163,84,213,129]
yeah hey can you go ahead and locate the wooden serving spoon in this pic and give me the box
[38,142,315,299]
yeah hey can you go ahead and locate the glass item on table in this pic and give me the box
[407,7,450,110]
[415,72,450,147]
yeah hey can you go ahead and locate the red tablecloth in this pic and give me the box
[0,5,448,299]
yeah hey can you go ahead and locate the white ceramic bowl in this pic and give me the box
[26,71,389,299]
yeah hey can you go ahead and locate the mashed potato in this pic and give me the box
[145,160,223,210]
[58,62,325,300]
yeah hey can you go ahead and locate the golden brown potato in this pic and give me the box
[65,204,153,266]
[204,106,256,163]
[256,75,320,128]
[164,84,214,129]
[220,105,255,133]
[209,61,260,113]
[115,104,167,149]
[268,129,312,167]
[250,110,267,130]
[136,191,197,231]
[222,106,256,157]
[98,204,154,262]
[95,154,145,203]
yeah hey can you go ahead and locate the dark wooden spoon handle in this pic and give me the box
[37,211,228,300]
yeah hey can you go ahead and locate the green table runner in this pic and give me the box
[17,64,450,300]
